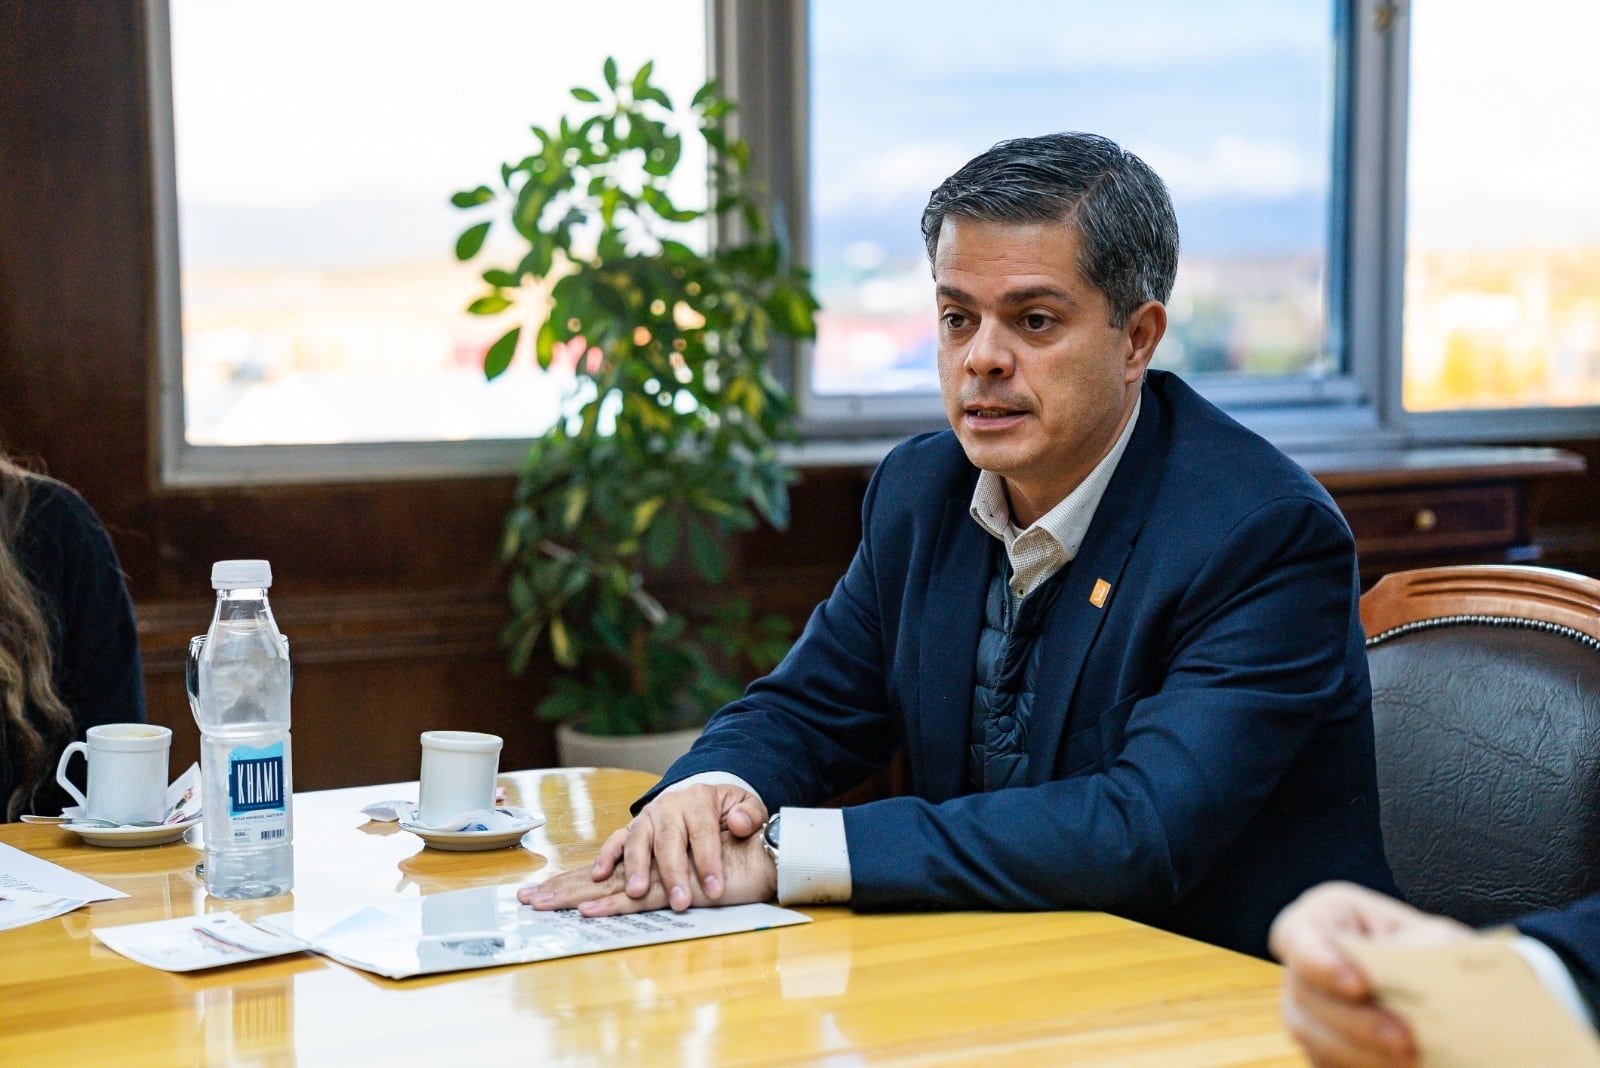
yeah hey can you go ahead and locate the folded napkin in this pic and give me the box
[162,763,204,825]
[49,763,203,828]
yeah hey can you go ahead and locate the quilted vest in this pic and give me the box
[966,551,1071,792]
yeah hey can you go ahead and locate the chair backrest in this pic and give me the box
[1362,565,1600,927]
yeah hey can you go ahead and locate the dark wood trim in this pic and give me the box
[1304,445,1586,491]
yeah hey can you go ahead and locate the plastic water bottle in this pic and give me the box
[196,559,293,898]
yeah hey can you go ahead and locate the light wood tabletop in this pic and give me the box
[0,767,1304,1066]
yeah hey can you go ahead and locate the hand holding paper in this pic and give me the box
[1271,881,1600,1068]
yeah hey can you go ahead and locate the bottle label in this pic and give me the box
[226,741,288,844]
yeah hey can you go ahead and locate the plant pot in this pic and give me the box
[553,723,702,777]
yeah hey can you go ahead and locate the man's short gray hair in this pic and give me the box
[920,132,1179,327]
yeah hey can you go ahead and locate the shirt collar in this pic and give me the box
[968,391,1142,558]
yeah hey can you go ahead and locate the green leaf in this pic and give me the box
[767,284,817,338]
[482,268,519,288]
[559,567,590,601]
[643,135,682,178]
[507,618,543,676]
[631,496,664,534]
[691,80,719,108]
[535,319,558,370]
[517,239,555,281]
[468,295,512,316]
[562,487,589,531]
[451,185,494,209]
[597,186,621,227]
[603,56,619,90]
[548,615,577,667]
[645,509,681,569]
[637,85,672,109]
[509,571,535,613]
[687,520,726,582]
[483,325,520,380]
[571,86,601,102]
[630,60,654,98]
[454,220,492,261]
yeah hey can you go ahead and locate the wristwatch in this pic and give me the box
[761,812,781,864]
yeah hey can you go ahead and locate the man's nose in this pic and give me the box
[965,321,1015,377]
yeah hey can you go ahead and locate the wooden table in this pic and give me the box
[0,768,1304,1066]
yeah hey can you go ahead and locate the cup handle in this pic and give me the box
[55,741,90,811]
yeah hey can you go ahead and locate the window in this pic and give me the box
[1401,0,1600,417]
[787,1,1600,446]
[152,1,1600,484]
[151,0,706,483]
[805,0,1339,411]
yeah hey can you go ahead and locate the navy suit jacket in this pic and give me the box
[1518,894,1600,1021]
[650,370,1396,957]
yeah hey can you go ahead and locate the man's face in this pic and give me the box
[934,216,1163,526]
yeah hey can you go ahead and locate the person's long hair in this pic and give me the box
[0,454,73,821]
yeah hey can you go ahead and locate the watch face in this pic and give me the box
[765,816,780,847]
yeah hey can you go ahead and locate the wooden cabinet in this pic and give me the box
[1301,446,1586,585]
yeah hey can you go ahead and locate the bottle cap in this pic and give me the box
[211,559,273,589]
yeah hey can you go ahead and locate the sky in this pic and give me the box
[1406,0,1600,248]
[809,0,1334,262]
[170,0,706,266]
[170,0,1600,268]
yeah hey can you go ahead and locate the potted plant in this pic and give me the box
[451,57,815,773]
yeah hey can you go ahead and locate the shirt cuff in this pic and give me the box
[775,807,852,905]
[1512,935,1597,1029]
[660,771,762,801]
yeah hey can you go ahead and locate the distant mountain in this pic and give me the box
[813,192,1326,267]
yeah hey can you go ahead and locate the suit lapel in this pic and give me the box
[914,494,993,802]
[1026,383,1170,776]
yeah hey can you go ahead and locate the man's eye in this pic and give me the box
[942,312,969,329]
[1022,313,1053,330]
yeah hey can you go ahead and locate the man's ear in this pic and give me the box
[1123,300,1167,383]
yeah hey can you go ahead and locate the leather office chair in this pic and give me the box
[1361,564,1600,927]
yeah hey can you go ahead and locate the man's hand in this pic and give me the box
[519,825,776,917]
[1269,881,1475,1068]
[554,783,767,912]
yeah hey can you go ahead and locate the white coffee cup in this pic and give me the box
[55,723,172,824]
[417,731,502,827]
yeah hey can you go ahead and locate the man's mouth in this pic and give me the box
[963,399,1028,418]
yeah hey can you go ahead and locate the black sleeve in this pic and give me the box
[1515,893,1600,1025]
[16,479,147,734]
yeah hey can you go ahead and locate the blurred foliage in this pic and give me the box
[453,58,816,735]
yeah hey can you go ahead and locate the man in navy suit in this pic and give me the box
[1271,882,1600,1065]
[522,131,1396,958]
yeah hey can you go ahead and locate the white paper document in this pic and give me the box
[0,886,88,932]
[93,911,308,972]
[0,841,126,907]
[256,884,812,980]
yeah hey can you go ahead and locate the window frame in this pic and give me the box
[755,0,1388,450]
[146,0,707,488]
[1376,3,1600,444]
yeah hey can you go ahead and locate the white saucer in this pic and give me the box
[398,814,545,852]
[63,816,200,849]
